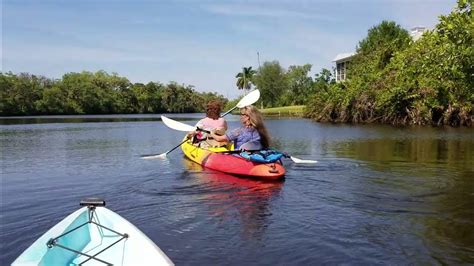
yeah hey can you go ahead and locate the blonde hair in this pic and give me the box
[240,105,271,148]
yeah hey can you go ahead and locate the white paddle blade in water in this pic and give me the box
[237,89,260,108]
[141,153,167,160]
[290,156,318,164]
[161,115,196,132]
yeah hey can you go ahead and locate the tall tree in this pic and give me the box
[235,66,257,91]
[253,61,287,108]
[344,21,412,122]
[313,68,334,93]
[284,64,314,105]
[355,20,411,70]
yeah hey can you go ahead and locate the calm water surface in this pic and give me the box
[1,114,473,265]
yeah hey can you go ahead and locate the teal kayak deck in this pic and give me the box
[12,206,173,266]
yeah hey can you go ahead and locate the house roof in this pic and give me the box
[410,26,428,41]
[332,52,356,63]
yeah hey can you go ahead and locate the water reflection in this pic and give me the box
[332,138,473,170]
[330,137,474,264]
[182,158,283,241]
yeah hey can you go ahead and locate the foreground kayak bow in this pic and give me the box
[13,198,174,266]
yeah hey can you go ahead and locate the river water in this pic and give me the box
[1,114,473,265]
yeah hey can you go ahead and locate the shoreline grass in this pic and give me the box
[259,105,305,117]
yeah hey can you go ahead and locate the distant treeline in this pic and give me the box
[305,0,473,127]
[0,71,227,116]
[0,62,335,117]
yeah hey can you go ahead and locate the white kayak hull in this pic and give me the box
[12,205,173,266]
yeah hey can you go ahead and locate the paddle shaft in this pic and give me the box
[164,138,189,156]
[148,128,211,158]
[220,106,236,117]
[205,149,317,163]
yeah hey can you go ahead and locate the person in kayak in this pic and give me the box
[209,105,270,150]
[189,100,228,147]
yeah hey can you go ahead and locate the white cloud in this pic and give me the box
[203,4,337,22]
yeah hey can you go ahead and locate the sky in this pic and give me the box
[1,0,455,99]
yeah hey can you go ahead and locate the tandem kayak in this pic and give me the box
[12,198,173,266]
[181,139,286,180]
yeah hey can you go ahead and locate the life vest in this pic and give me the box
[240,150,285,163]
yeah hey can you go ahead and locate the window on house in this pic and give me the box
[337,62,346,81]
[336,61,351,81]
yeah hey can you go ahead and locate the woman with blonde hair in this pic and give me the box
[210,105,270,150]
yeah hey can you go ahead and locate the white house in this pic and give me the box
[332,26,428,82]
[332,52,355,82]
[410,26,427,41]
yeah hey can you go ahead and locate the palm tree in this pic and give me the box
[235,66,257,91]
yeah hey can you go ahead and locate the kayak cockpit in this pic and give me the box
[43,199,128,265]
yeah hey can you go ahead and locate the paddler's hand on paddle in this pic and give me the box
[186,131,195,139]
[210,129,228,142]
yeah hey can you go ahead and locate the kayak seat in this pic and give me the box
[80,198,106,208]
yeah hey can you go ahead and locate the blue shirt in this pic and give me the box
[226,127,261,149]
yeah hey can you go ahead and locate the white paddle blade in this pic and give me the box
[220,89,261,117]
[236,89,260,108]
[161,115,196,132]
[290,156,318,164]
[141,153,168,160]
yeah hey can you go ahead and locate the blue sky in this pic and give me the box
[2,0,455,99]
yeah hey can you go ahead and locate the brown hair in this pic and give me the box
[240,105,271,148]
[205,100,222,120]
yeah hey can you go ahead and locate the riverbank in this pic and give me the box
[260,105,305,117]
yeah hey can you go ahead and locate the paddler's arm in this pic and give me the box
[209,130,228,142]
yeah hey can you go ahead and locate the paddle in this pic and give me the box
[287,156,318,164]
[154,116,318,164]
[214,149,318,164]
[141,90,260,159]
[221,89,260,117]
[141,139,188,160]
[161,115,211,133]
[141,122,210,159]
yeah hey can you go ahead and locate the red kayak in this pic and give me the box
[181,139,285,180]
